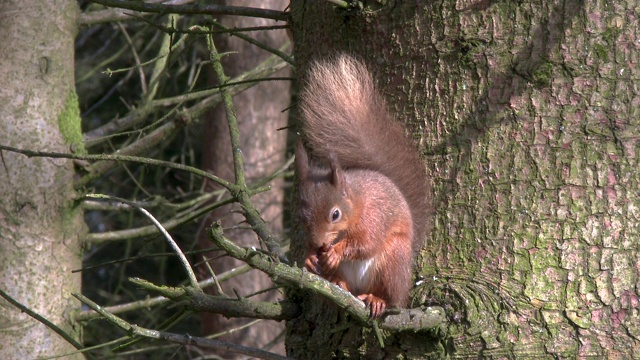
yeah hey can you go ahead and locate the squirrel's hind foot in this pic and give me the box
[357,293,386,318]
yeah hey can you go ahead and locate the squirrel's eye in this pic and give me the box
[330,208,341,223]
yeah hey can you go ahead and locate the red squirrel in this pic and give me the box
[296,55,430,318]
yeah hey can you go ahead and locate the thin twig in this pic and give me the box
[132,14,289,35]
[84,196,235,244]
[0,289,84,350]
[100,30,188,77]
[77,30,141,83]
[207,22,294,65]
[151,76,293,108]
[81,189,216,212]
[78,120,185,188]
[208,319,263,340]
[85,194,200,289]
[326,0,351,8]
[116,22,148,94]
[145,14,176,102]
[75,247,218,274]
[203,257,226,296]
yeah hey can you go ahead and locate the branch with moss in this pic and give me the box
[77,220,443,332]
[207,222,447,332]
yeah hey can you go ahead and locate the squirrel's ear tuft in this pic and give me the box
[328,152,348,197]
[295,140,309,181]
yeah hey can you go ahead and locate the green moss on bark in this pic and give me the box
[57,90,86,155]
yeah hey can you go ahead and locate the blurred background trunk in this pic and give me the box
[197,0,290,357]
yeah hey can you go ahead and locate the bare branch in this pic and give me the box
[207,22,294,65]
[130,277,300,321]
[83,196,234,244]
[82,156,291,243]
[206,33,286,261]
[0,144,232,189]
[115,21,148,94]
[73,293,292,360]
[73,265,252,321]
[84,50,290,148]
[79,0,196,25]
[206,34,247,190]
[87,0,289,21]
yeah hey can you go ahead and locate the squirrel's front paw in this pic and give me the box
[304,254,321,275]
[319,245,341,275]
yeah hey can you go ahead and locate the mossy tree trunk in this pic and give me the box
[0,1,85,358]
[288,0,640,357]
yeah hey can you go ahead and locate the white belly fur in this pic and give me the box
[339,258,375,294]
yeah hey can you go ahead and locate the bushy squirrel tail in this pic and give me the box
[298,55,431,245]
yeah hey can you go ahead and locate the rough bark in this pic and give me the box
[197,0,290,356]
[289,0,640,358]
[0,1,85,359]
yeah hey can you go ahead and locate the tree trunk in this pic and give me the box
[289,0,640,357]
[0,1,85,359]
